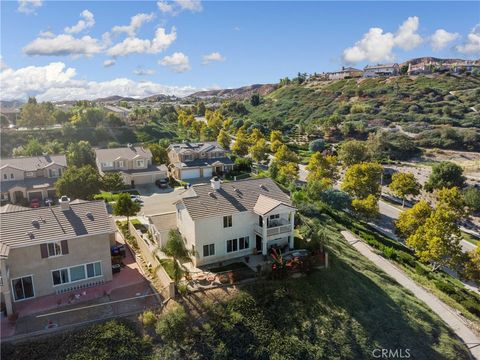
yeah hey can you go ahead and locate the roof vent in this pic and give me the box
[86,211,94,220]
[208,192,216,199]
[259,184,266,190]
[31,220,40,229]
[59,195,70,211]
[234,188,242,195]
[210,177,221,191]
[26,231,34,239]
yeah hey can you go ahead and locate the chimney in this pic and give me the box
[210,177,221,191]
[59,195,70,211]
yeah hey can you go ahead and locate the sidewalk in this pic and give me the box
[341,230,480,360]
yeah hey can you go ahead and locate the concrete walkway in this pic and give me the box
[341,230,480,360]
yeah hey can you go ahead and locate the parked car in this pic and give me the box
[130,195,143,203]
[44,198,54,206]
[155,178,168,188]
[30,198,40,208]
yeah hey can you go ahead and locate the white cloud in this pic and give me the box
[103,59,116,67]
[112,13,155,37]
[202,52,226,65]
[157,1,173,13]
[133,68,156,76]
[342,16,424,64]
[38,30,55,38]
[64,10,95,34]
[174,0,202,12]
[456,24,480,55]
[430,29,460,51]
[17,0,42,15]
[343,28,395,63]
[107,27,176,57]
[0,62,198,101]
[0,56,8,71]
[394,16,423,50]
[160,52,191,73]
[23,33,104,57]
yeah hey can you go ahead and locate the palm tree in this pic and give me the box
[158,229,193,283]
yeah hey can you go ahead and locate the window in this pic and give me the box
[118,160,124,167]
[52,262,102,286]
[49,169,58,178]
[269,214,280,220]
[239,236,250,250]
[70,265,86,282]
[2,174,6,180]
[102,162,113,168]
[203,244,215,257]
[226,239,238,253]
[136,159,145,167]
[86,262,102,278]
[52,269,69,285]
[183,154,192,161]
[26,171,35,177]
[10,173,14,179]
[47,242,62,257]
[12,276,34,301]
[223,215,232,228]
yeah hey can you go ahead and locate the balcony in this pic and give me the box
[255,219,292,237]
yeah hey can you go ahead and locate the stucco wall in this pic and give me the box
[6,232,113,301]
[1,167,25,182]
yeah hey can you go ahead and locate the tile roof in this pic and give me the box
[0,155,67,171]
[364,63,399,70]
[0,204,30,213]
[95,146,152,163]
[179,177,293,220]
[149,212,177,231]
[0,200,114,258]
[171,157,233,169]
[104,164,168,174]
[0,177,57,192]
[168,141,225,154]
[253,194,295,216]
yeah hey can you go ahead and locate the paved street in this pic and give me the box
[136,186,188,216]
[342,230,480,360]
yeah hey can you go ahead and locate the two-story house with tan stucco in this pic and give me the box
[363,63,400,77]
[167,142,234,180]
[0,155,67,205]
[0,197,115,316]
[95,145,167,187]
[175,177,296,266]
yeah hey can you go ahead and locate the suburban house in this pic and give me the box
[0,155,67,205]
[95,145,167,186]
[175,177,296,266]
[0,198,115,316]
[167,141,234,180]
[407,62,433,75]
[327,67,363,80]
[363,63,400,77]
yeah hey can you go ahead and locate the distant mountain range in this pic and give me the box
[186,83,278,100]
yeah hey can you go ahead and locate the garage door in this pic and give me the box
[133,174,154,185]
[202,167,213,178]
[28,191,43,201]
[181,169,200,180]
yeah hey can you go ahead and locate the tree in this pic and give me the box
[277,162,299,185]
[18,97,54,128]
[352,195,379,221]
[304,179,330,202]
[389,172,421,207]
[395,200,433,239]
[55,165,101,200]
[270,139,283,153]
[406,208,462,271]
[217,129,231,150]
[160,229,192,283]
[463,187,480,213]
[249,138,269,163]
[250,93,261,106]
[436,187,466,218]
[341,162,383,199]
[338,140,371,167]
[424,161,465,192]
[67,141,96,167]
[275,144,298,165]
[113,193,141,223]
[149,143,169,165]
[460,247,480,284]
[20,138,44,156]
[196,101,206,116]
[249,128,264,144]
[270,130,282,144]
[231,128,250,156]
[309,139,325,153]
[102,172,125,192]
[306,152,338,185]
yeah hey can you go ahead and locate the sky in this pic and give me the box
[1,0,479,101]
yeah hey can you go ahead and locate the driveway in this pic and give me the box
[342,230,480,360]
[136,185,188,216]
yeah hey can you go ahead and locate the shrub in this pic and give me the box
[309,139,325,152]
[382,246,397,260]
[155,305,188,343]
[139,310,157,328]
[397,251,415,267]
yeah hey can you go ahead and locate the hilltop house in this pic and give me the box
[167,141,234,180]
[327,67,363,80]
[175,177,296,266]
[0,198,115,316]
[363,64,400,77]
[95,145,167,187]
[0,155,67,205]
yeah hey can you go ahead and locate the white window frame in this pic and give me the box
[136,159,145,167]
[239,236,250,250]
[118,160,124,168]
[26,171,35,178]
[223,215,232,228]
[102,162,114,168]
[203,244,215,257]
[269,214,280,220]
[47,242,62,258]
[11,275,35,302]
[52,268,70,286]
[226,239,238,253]
[51,261,103,287]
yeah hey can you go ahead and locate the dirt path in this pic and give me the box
[341,230,480,359]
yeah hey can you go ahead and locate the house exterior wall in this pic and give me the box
[5,232,114,302]
[0,167,25,182]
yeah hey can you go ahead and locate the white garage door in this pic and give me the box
[181,169,200,180]
[133,174,154,185]
[202,167,213,178]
